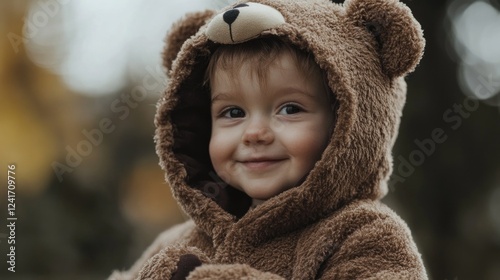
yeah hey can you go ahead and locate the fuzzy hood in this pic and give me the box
[154,0,424,246]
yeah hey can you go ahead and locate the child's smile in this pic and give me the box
[239,157,287,171]
[209,52,334,200]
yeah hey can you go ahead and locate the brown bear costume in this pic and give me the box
[109,0,427,279]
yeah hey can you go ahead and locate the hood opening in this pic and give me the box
[165,36,348,221]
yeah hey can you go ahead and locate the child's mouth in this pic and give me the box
[239,158,286,170]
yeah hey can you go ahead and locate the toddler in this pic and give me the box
[110,0,427,279]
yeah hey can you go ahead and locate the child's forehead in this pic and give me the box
[210,55,328,104]
[213,51,314,82]
[216,49,296,70]
[212,54,305,88]
[215,49,298,69]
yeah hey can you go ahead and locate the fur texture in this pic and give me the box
[109,0,426,279]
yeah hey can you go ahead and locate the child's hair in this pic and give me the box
[204,37,337,115]
[204,37,325,89]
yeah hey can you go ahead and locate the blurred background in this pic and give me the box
[0,0,499,279]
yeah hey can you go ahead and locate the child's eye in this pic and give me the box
[222,107,245,118]
[278,104,302,115]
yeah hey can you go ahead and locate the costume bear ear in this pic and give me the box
[345,0,425,78]
[162,10,216,73]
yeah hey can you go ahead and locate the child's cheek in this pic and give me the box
[280,119,330,161]
[209,126,239,169]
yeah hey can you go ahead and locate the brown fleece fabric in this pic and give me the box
[109,0,426,279]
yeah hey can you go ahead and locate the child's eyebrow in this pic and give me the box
[275,87,316,98]
[210,87,317,104]
[211,93,232,104]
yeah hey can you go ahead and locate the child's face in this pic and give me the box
[209,52,334,200]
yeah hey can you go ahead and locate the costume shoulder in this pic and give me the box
[295,200,427,279]
[108,220,195,280]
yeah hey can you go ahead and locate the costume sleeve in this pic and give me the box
[317,216,427,280]
[137,245,210,280]
[186,264,285,280]
[108,220,195,280]
[137,251,284,280]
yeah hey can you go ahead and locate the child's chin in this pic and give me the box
[242,185,289,201]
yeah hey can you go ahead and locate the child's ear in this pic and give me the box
[163,10,215,74]
[345,0,425,79]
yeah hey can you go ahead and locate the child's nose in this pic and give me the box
[242,120,274,145]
